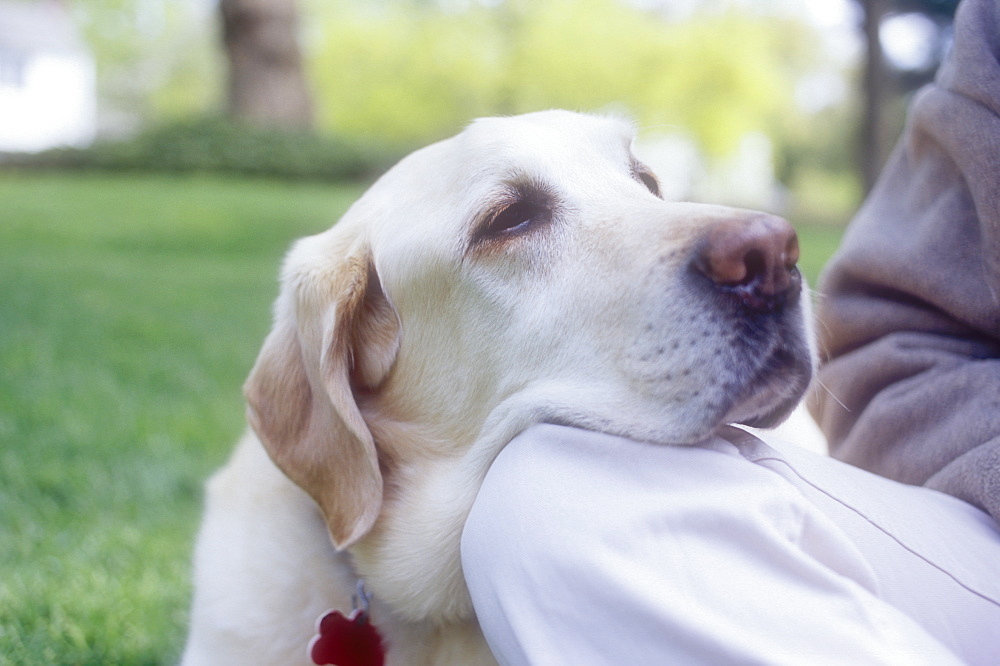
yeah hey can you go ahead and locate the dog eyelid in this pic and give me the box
[470,181,557,247]
[486,199,548,235]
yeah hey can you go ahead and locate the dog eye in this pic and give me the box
[486,200,549,236]
[634,168,661,198]
[469,180,559,250]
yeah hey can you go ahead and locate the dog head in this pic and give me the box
[244,110,813,620]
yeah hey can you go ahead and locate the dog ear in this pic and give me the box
[244,235,400,550]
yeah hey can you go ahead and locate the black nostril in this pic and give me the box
[742,249,767,287]
[693,214,801,313]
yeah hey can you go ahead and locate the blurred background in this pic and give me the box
[0,0,960,216]
[0,0,959,663]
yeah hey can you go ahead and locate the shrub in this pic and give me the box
[1,117,403,182]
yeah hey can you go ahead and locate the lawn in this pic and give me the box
[0,173,364,664]
[0,172,844,664]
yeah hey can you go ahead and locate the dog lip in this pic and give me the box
[732,394,801,428]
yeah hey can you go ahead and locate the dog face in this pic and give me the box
[243,110,813,623]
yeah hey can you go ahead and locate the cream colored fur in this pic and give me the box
[181,110,814,665]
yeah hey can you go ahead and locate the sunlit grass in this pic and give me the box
[0,173,363,664]
[0,172,843,663]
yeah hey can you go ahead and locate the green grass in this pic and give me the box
[0,172,844,664]
[0,173,364,664]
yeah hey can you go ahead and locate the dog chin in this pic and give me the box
[727,394,799,429]
[721,365,811,431]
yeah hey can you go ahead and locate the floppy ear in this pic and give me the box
[244,235,400,549]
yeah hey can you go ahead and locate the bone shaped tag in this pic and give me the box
[309,581,385,666]
[309,608,385,666]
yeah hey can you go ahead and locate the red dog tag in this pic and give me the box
[309,608,385,666]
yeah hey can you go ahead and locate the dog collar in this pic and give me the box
[309,581,386,666]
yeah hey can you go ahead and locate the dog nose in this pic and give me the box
[694,214,801,312]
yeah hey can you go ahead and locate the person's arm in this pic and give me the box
[461,425,965,665]
[809,0,1000,520]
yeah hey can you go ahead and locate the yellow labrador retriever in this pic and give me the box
[181,110,812,665]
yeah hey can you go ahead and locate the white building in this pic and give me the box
[0,0,96,152]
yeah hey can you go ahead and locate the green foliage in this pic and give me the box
[61,0,853,215]
[0,173,364,664]
[306,0,823,157]
[787,164,864,229]
[69,0,222,123]
[4,118,400,182]
[775,100,864,228]
[306,2,500,146]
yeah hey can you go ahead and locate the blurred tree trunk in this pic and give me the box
[859,0,890,194]
[220,0,313,130]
